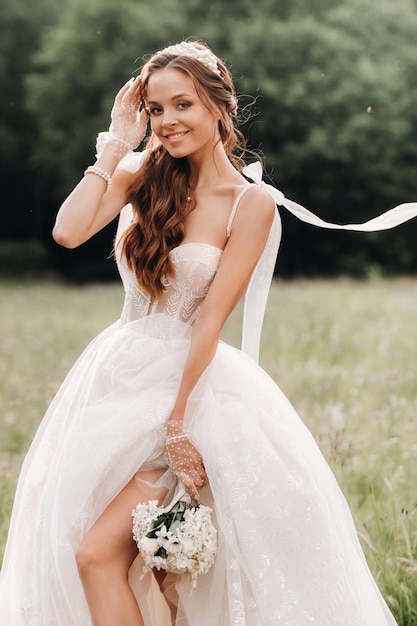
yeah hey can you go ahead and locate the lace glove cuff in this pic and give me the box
[95,132,135,161]
[165,422,206,499]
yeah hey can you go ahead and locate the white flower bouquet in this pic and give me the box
[132,492,217,588]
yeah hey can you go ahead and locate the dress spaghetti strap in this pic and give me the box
[226,185,251,238]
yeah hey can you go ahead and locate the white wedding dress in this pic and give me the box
[3,152,415,625]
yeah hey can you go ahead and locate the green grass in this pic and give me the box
[1,278,417,623]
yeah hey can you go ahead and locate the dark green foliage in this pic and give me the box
[0,241,51,277]
[0,0,63,240]
[1,0,417,278]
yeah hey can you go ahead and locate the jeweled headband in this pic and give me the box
[156,41,221,77]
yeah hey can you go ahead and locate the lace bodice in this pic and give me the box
[118,238,222,325]
[115,196,248,326]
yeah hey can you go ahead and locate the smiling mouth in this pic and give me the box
[165,131,188,141]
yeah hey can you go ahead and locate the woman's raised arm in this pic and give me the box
[53,78,148,248]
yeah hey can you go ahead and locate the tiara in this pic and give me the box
[157,42,221,77]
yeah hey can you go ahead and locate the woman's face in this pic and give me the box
[145,68,220,160]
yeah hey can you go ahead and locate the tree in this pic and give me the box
[227,0,417,274]
[4,0,417,277]
[0,0,63,239]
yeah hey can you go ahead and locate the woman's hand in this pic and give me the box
[109,77,149,150]
[165,421,206,499]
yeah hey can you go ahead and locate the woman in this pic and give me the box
[0,40,413,625]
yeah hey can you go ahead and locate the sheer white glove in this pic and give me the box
[96,77,149,160]
[110,77,148,147]
[165,421,207,500]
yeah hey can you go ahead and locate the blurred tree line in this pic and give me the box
[1,0,417,280]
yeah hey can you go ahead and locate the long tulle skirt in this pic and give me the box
[0,314,397,625]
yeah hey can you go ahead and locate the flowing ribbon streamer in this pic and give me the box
[244,161,417,231]
[241,161,417,362]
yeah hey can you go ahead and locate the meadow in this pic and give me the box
[1,278,417,623]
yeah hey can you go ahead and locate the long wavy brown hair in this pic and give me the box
[121,42,247,299]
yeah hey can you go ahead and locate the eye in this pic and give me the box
[177,102,191,110]
[147,106,162,116]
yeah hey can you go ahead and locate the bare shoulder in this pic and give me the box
[232,184,276,234]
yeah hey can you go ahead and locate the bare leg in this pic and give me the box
[153,569,178,625]
[76,469,168,626]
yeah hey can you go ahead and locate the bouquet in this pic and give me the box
[132,492,217,588]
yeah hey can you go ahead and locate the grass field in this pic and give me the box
[1,278,417,623]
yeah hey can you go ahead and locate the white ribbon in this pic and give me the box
[241,161,417,363]
[243,161,417,232]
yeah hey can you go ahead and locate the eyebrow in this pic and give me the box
[147,93,193,104]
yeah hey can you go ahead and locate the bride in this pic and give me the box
[1,40,414,625]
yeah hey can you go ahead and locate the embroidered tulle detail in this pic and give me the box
[118,241,222,326]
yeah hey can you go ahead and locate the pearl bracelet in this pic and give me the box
[164,421,192,446]
[84,165,112,192]
[166,433,190,445]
